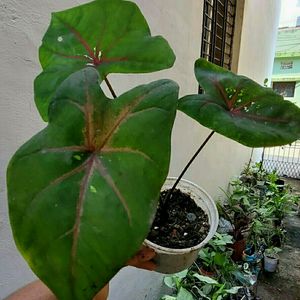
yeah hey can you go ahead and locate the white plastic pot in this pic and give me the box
[264,253,279,272]
[145,177,219,274]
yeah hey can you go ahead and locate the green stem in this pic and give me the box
[104,77,117,99]
[164,131,215,203]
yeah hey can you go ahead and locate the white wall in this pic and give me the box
[237,0,281,162]
[0,0,280,299]
[170,0,280,203]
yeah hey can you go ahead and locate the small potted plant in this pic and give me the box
[198,233,235,278]
[217,181,252,261]
[161,236,241,300]
[263,247,282,273]
[6,1,300,299]
[145,178,219,274]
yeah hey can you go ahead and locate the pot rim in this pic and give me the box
[145,177,219,254]
[264,252,279,260]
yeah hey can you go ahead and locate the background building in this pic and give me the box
[263,0,300,180]
[272,27,300,107]
[279,0,300,27]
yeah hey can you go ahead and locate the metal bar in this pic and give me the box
[220,0,228,66]
[263,141,300,179]
[200,0,237,73]
[210,0,218,64]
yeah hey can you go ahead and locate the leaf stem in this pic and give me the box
[104,77,117,99]
[164,131,215,203]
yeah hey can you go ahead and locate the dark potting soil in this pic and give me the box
[147,189,210,249]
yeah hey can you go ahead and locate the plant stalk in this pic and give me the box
[247,148,254,170]
[104,77,117,99]
[164,130,215,202]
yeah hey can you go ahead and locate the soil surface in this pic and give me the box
[147,189,210,249]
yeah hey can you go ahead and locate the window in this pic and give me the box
[280,61,293,70]
[273,82,296,97]
[297,0,300,7]
[201,0,237,70]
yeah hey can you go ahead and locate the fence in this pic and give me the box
[263,140,300,179]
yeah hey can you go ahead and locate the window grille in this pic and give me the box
[280,61,293,70]
[273,82,296,98]
[201,0,237,70]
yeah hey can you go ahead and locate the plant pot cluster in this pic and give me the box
[160,164,299,300]
[161,231,263,300]
[218,163,299,274]
[162,233,244,299]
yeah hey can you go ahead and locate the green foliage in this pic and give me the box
[161,233,240,300]
[198,233,234,271]
[161,287,194,300]
[35,0,175,121]
[179,59,300,147]
[219,164,299,251]
[7,69,178,299]
[162,268,241,300]
[7,1,300,299]
[265,247,282,257]
[264,185,298,221]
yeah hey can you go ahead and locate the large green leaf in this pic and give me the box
[179,59,300,147]
[177,288,195,300]
[35,0,176,121]
[8,68,178,300]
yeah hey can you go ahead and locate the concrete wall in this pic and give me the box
[0,0,280,299]
[239,0,281,163]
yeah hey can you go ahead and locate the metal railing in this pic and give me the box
[263,140,300,179]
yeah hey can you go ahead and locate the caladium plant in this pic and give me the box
[34,0,175,121]
[8,68,178,299]
[179,59,300,147]
[6,0,300,300]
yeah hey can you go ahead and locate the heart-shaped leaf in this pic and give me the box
[35,0,176,121]
[8,68,178,300]
[179,59,300,147]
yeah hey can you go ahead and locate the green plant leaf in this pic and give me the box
[179,58,300,147]
[161,296,177,300]
[175,269,189,279]
[225,286,242,294]
[35,0,175,121]
[193,274,219,285]
[164,277,176,289]
[201,284,213,297]
[214,252,227,266]
[177,288,194,300]
[7,68,179,300]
